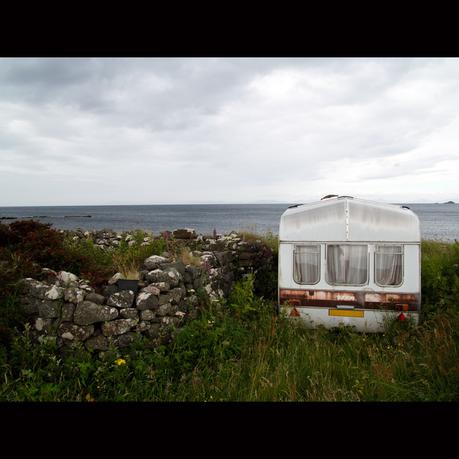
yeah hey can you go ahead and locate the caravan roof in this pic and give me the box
[279,197,420,242]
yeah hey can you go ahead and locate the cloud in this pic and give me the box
[0,58,458,205]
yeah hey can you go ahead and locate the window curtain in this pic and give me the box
[375,245,402,285]
[293,245,319,284]
[327,245,368,285]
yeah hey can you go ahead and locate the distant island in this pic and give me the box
[443,201,455,204]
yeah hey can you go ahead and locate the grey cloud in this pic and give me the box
[1,58,459,205]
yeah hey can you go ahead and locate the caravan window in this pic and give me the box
[327,244,368,285]
[293,245,320,284]
[375,245,403,286]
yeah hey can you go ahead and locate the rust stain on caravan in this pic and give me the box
[279,289,419,311]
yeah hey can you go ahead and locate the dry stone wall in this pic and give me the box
[18,229,276,354]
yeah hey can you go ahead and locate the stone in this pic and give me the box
[144,255,169,270]
[140,309,155,321]
[57,271,79,285]
[148,282,170,292]
[185,265,202,281]
[141,285,161,295]
[35,317,52,332]
[102,319,138,336]
[163,267,181,287]
[120,308,139,319]
[137,321,150,332]
[172,228,197,239]
[74,301,119,325]
[58,323,94,341]
[108,272,123,285]
[135,291,159,311]
[85,335,109,351]
[157,303,175,316]
[85,292,105,305]
[146,323,161,338]
[20,278,48,299]
[114,332,136,348]
[107,290,135,309]
[20,297,41,315]
[161,316,180,326]
[103,284,119,297]
[64,287,85,304]
[158,293,172,306]
[38,300,62,319]
[145,269,170,284]
[169,287,185,304]
[62,303,75,321]
[162,261,186,277]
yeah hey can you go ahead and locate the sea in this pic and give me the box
[0,203,458,241]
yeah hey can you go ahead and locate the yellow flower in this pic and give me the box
[114,358,127,366]
[85,393,95,402]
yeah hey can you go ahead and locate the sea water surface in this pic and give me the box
[0,203,458,241]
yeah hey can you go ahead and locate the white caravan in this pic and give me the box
[278,196,421,332]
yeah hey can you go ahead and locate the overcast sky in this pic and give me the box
[1,58,458,206]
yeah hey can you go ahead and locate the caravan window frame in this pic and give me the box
[292,244,321,285]
[374,244,404,287]
[325,243,369,287]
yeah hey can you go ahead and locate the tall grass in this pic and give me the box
[0,233,458,401]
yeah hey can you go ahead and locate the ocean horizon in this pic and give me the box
[1,203,458,241]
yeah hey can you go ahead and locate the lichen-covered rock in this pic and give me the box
[161,316,181,326]
[140,309,155,321]
[85,292,105,305]
[103,284,119,297]
[64,287,85,304]
[62,303,75,321]
[158,293,172,306]
[162,261,186,277]
[38,300,62,319]
[146,323,161,338]
[145,269,170,284]
[157,303,176,316]
[141,285,161,295]
[147,281,170,292]
[113,332,136,348]
[57,271,79,285]
[163,267,181,288]
[169,287,185,304]
[102,318,138,336]
[85,335,109,351]
[135,291,159,311]
[58,323,94,341]
[144,255,169,271]
[136,321,150,332]
[74,301,119,325]
[20,278,49,299]
[44,285,64,300]
[120,308,139,319]
[107,290,135,309]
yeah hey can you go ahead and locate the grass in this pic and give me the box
[0,222,458,401]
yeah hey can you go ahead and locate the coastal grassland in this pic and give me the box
[0,222,458,401]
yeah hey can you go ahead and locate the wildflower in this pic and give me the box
[85,393,95,402]
[114,358,127,366]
